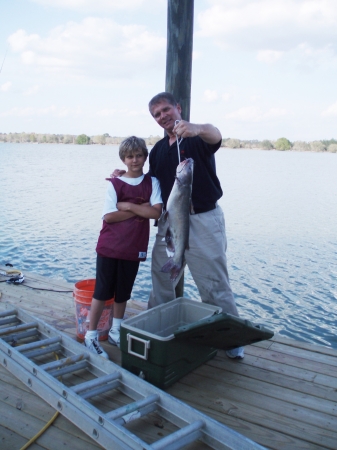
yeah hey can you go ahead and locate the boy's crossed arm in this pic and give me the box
[104,202,162,223]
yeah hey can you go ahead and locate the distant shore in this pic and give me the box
[1,132,336,153]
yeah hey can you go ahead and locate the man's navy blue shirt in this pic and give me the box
[148,135,223,211]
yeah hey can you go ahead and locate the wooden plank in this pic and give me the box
[254,335,337,358]
[168,384,331,450]
[0,401,103,450]
[208,350,337,395]
[267,341,337,367]
[270,334,337,356]
[191,363,337,430]
[0,366,103,448]
[169,372,337,449]
[0,425,45,450]
[247,344,337,376]
[0,264,73,285]
[0,265,147,322]
[0,283,74,308]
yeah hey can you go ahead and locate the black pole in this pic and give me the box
[165,0,194,121]
[165,1,194,297]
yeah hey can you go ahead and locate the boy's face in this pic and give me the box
[123,150,147,174]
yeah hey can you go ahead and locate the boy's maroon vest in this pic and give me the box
[96,175,152,261]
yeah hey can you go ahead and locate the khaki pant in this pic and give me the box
[148,205,239,317]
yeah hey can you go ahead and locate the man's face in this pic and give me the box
[150,100,182,133]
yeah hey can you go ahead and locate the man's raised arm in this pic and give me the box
[173,121,222,144]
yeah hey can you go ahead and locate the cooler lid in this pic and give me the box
[174,313,274,349]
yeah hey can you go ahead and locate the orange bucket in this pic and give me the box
[73,279,114,341]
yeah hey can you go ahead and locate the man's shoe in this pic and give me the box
[226,347,244,360]
[84,336,109,359]
[108,328,120,347]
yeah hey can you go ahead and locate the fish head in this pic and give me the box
[176,158,194,184]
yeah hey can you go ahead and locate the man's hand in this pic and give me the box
[110,169,126,178]
[173,120,199,138]
[173,120,221,144]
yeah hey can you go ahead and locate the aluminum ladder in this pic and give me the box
[0,306,264,450]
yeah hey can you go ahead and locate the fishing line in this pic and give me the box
[174,120,183,164]
[0,45,9,74]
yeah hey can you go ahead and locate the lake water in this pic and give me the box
[0,143,336,348]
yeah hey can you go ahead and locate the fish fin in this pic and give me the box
[160,258,176,273]
[169,265,183,281]
[161,210,169,223]
[160,259,183,282]
[175,176,183,186]
[165,227,175,253]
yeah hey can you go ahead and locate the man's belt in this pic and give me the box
[193,204,217,214]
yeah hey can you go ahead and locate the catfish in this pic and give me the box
[161,158,194,281]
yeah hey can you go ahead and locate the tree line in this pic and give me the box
[0,132,162,146]
[222,137,337,153]
[0,132,336,152]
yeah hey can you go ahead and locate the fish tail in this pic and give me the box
[160,258,176,273]
[160,259,183,282]
[169,266,183,281]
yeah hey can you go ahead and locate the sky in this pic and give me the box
[0,0,337,141]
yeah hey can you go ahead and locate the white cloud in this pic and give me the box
[8,30,40,52]
[222,93,231,102]
[96,108,118,117]
[225,106,287,122]
[197,1,337,66]
[0,105,64,118]
[291,42,336,70]
[1,81,12,92]
[250,95,260,102]
[24,85,39,96]
[256,42,337,71]
[199,1,337,37]
[203,89,218,102]
[124,108,148,117]
[31,0,147,13]
[257,50,283,64]
[8,18,166,79]
[225,106,260,121]
[192,50,201,60]
[0,104,148,120]
[321,101,337,117]
[265,108,288,119]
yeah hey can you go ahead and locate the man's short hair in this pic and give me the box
[148,92,178,114]
[119,136,148,161]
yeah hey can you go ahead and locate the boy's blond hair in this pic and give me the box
[119,136,148,161]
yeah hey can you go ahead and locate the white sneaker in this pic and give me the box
[108,328,120,347]
[226,347,244,360]
[84,336,109,359]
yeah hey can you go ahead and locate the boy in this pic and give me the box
[84,136,162,358]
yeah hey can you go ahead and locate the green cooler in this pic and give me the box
[120,297,273,389]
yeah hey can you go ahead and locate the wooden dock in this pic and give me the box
[0,266,336,449]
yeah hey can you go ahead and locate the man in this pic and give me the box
[147,92,244,359]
